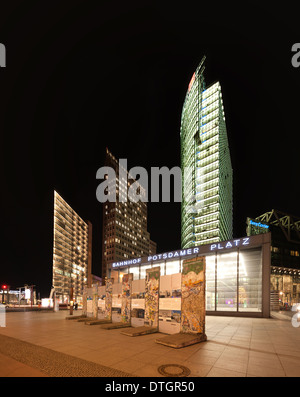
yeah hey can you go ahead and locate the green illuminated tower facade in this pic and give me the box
[181,57,233,248]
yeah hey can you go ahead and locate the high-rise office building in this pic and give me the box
[52,191,92,303]
[181,56,233,248]
[102,149,156,281]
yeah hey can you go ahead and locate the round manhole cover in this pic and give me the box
[157,364,191,377]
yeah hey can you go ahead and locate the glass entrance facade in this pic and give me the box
[206,248,262,313]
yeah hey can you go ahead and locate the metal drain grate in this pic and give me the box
[157,364,191,377]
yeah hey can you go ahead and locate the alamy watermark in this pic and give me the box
[291,303,300,328]
[0,43,6,67]
[96,160,204,213]
[291,43,300,68]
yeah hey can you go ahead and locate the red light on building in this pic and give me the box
[188,72,196,92]
[2,285,7,290]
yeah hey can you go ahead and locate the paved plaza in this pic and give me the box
[0,310,300,377]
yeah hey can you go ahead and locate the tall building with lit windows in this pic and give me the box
[102,149,156,282]
[52,191,92,303]
[181,56,233,248]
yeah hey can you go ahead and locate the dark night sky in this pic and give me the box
[0,1,299,298]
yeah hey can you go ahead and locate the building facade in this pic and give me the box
[102,149,156,281]
[52,191,92,303]
[180,56,233,249]
[108,233,271,318]
[247,210,300,309]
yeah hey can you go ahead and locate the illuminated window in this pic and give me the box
[216,252,237,311]
[166,260,180,276]
[205,254,216,310]
[238,249,262,312]
[140,263,152,279]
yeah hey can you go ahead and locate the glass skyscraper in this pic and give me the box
[181,56,233,248]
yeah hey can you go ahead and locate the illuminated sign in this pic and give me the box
[249,220,269,229]
[148,247,200,262]
[111,237,253,269]
[112,257,142,269]
[112,248,200,269]
[111,237,253,268]
[41,298,53,308]
[210,238,250,251]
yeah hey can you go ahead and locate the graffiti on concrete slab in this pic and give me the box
[121,273,133,323]
[144,267,160,328]
[181,256,206,334]
[105,279,113,320]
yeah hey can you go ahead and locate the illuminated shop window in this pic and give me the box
[238,249,262,312]
[205,254,216,310]
[216,252,237,311]
[155,262,166,277]
[166,259,180,276]
[130,266,140,281]
[140,263,152,280]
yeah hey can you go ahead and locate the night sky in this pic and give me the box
[0,2,299,298]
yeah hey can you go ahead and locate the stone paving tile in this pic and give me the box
[129,350,163,364]
[131,363,164,377]
[213,346,249,372]
[249,350,282,364]
[198,341,227,353]
[249,342,276,354]
[111,358,149,373]
[185,350,220,366]
[278,355,300,377]
[54,345,96,357]
[275,346,300,358]
[149,354,189,367]
[157,347,196,362]
[75,349,108,364]
[184,362,212,377]
[221,345,249,359]
[206,367,246,377]
[141,343,175,355]
[228,340,250,349]
[247,363,286,377]
[247,351,285,377]
[231,334,251,340]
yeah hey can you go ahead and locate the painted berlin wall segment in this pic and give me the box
[144,267,160,328]
[86,288,93,316]
[105,278,113,320]
[181,256,206,334]
[112,283,122,322]
[97,285,106,319]
[92,284,98,319]
[121,273,133,323]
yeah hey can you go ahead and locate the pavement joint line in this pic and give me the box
[208,339,300,362]
[0,334,134,377]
